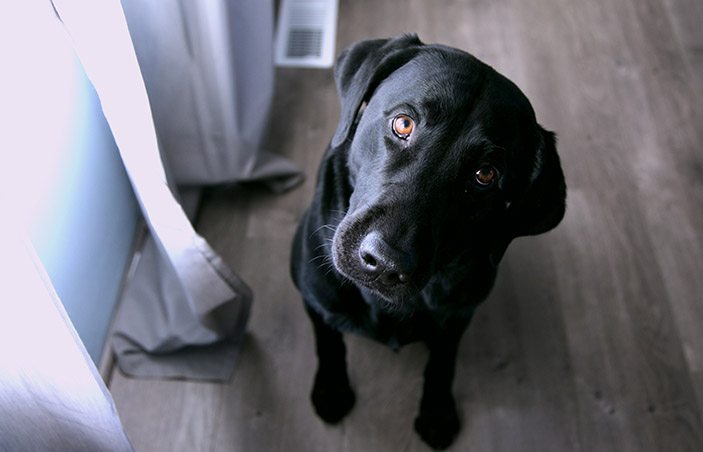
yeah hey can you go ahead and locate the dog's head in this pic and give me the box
[330,34,566,305]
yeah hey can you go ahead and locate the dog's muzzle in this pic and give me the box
[357,231,416,287]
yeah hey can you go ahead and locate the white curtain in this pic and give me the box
[51,0,301,380]
[1,1,133,449]
[0,225,133,451]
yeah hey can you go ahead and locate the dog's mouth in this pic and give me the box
[335,261,423,307]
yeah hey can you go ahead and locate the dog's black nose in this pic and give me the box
[358,232,415,286]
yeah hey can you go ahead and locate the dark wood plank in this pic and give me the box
[110,0,703,450]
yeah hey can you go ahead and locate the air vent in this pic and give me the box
[274,0,338,68]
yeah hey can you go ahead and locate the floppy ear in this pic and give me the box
[331,34,424,148]
[490,126,567,265]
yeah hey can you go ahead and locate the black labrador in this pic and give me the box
[290,34,566,450]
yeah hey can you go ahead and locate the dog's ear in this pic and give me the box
[331,34,424,148]
[490,126,567,265]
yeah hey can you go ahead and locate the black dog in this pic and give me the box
[290,34,566,450]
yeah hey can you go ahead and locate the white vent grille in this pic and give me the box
[275,0,338,68]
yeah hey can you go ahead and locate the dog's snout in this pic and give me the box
[358,232,415,286]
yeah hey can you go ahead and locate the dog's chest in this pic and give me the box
[319,286,440,349]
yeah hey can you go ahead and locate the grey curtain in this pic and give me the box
[119,0,302,189]
[53,0,301,381]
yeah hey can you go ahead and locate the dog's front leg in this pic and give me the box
[305,306,355,423]
[414,330,463,450]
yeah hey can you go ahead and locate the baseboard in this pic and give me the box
[99,220,148,385]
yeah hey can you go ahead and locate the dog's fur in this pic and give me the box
[290,34,566,450]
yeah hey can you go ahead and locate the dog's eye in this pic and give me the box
[475,165,498,186]
[392,114,414,139]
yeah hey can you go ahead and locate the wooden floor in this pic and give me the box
[110,0,703,450]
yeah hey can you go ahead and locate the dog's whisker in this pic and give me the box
[308,254,327,264]
[312,243,328,253]
[309,223,339,239]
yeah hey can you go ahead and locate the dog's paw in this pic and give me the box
[310,372,355,424]
[414,400,460,450]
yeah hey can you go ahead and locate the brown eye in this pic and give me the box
[392,114,414,139]
[475,165,498,186]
